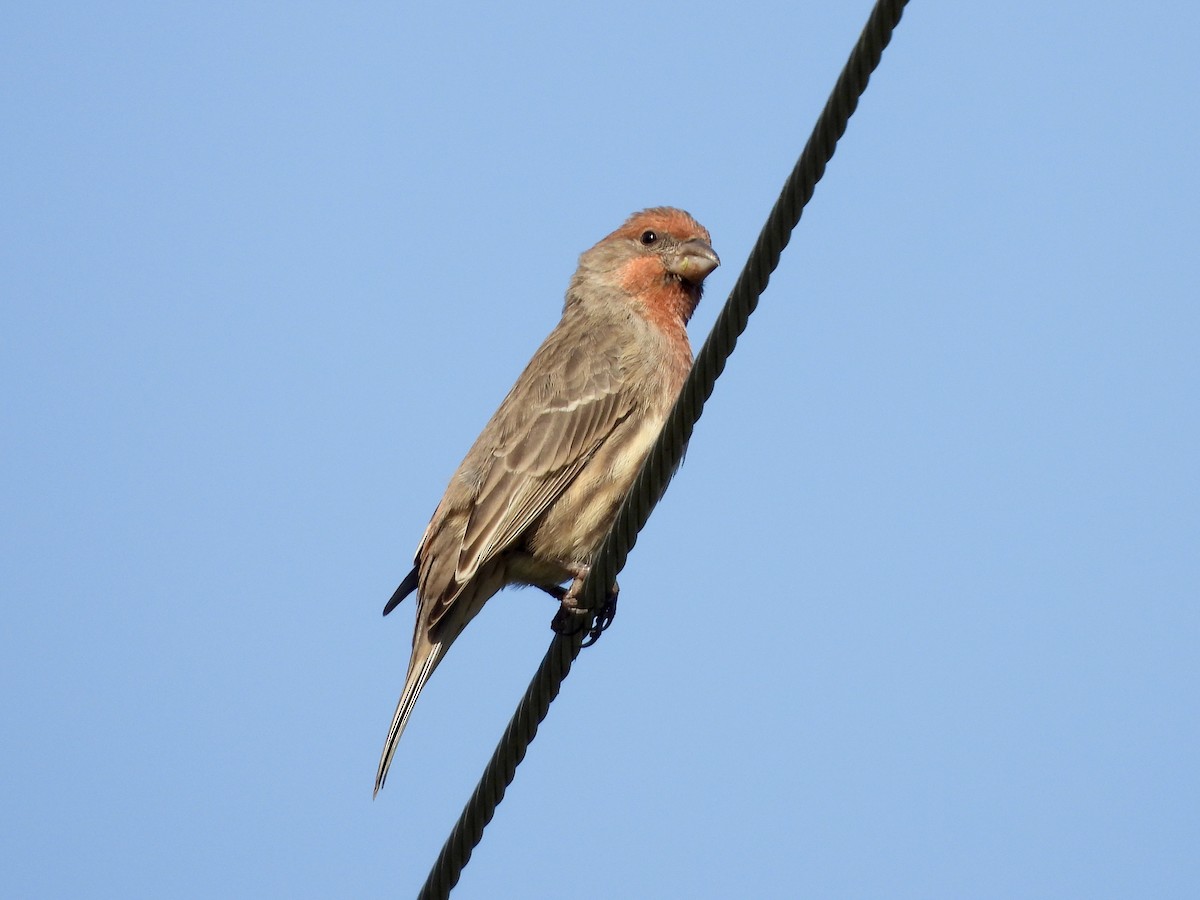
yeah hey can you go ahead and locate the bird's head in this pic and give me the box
[571,207,719,328]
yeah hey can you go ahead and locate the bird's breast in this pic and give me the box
[525,408,668,567]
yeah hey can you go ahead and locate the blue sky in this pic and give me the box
[2,2,1197,897]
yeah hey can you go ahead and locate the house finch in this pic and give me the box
[375,207,718,794]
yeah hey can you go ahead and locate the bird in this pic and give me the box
[375,207,719,794]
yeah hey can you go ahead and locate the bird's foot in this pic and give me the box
[550,569,619,647]
[581,588,618,647]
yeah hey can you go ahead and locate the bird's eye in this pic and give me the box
[640,230,658,246]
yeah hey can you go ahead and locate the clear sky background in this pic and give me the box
[3,2,1197,897]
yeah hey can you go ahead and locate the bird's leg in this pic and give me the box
[549,568,589,636]
[549,566,619,647]
[536,583,567,601]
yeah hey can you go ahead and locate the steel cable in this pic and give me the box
[418,2,910,895]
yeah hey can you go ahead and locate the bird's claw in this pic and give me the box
[550,580,618,647]
[580,592,618,647]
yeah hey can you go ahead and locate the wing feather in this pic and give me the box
[421,315,634,626]
[461,392,631,572]
[454,385,630,582]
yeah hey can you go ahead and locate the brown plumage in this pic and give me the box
[375,207,718,794]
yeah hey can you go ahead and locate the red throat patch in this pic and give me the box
[618,256,700,332]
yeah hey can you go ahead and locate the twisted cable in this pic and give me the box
[418,2,910,895]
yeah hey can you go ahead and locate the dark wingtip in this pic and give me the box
[383,566,419,616]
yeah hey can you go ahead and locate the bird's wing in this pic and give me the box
[419,316,637,626]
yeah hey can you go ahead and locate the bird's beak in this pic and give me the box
[667,238,720,285]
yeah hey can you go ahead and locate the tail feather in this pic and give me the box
[373,637,447,796]
[383,566,419,616]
